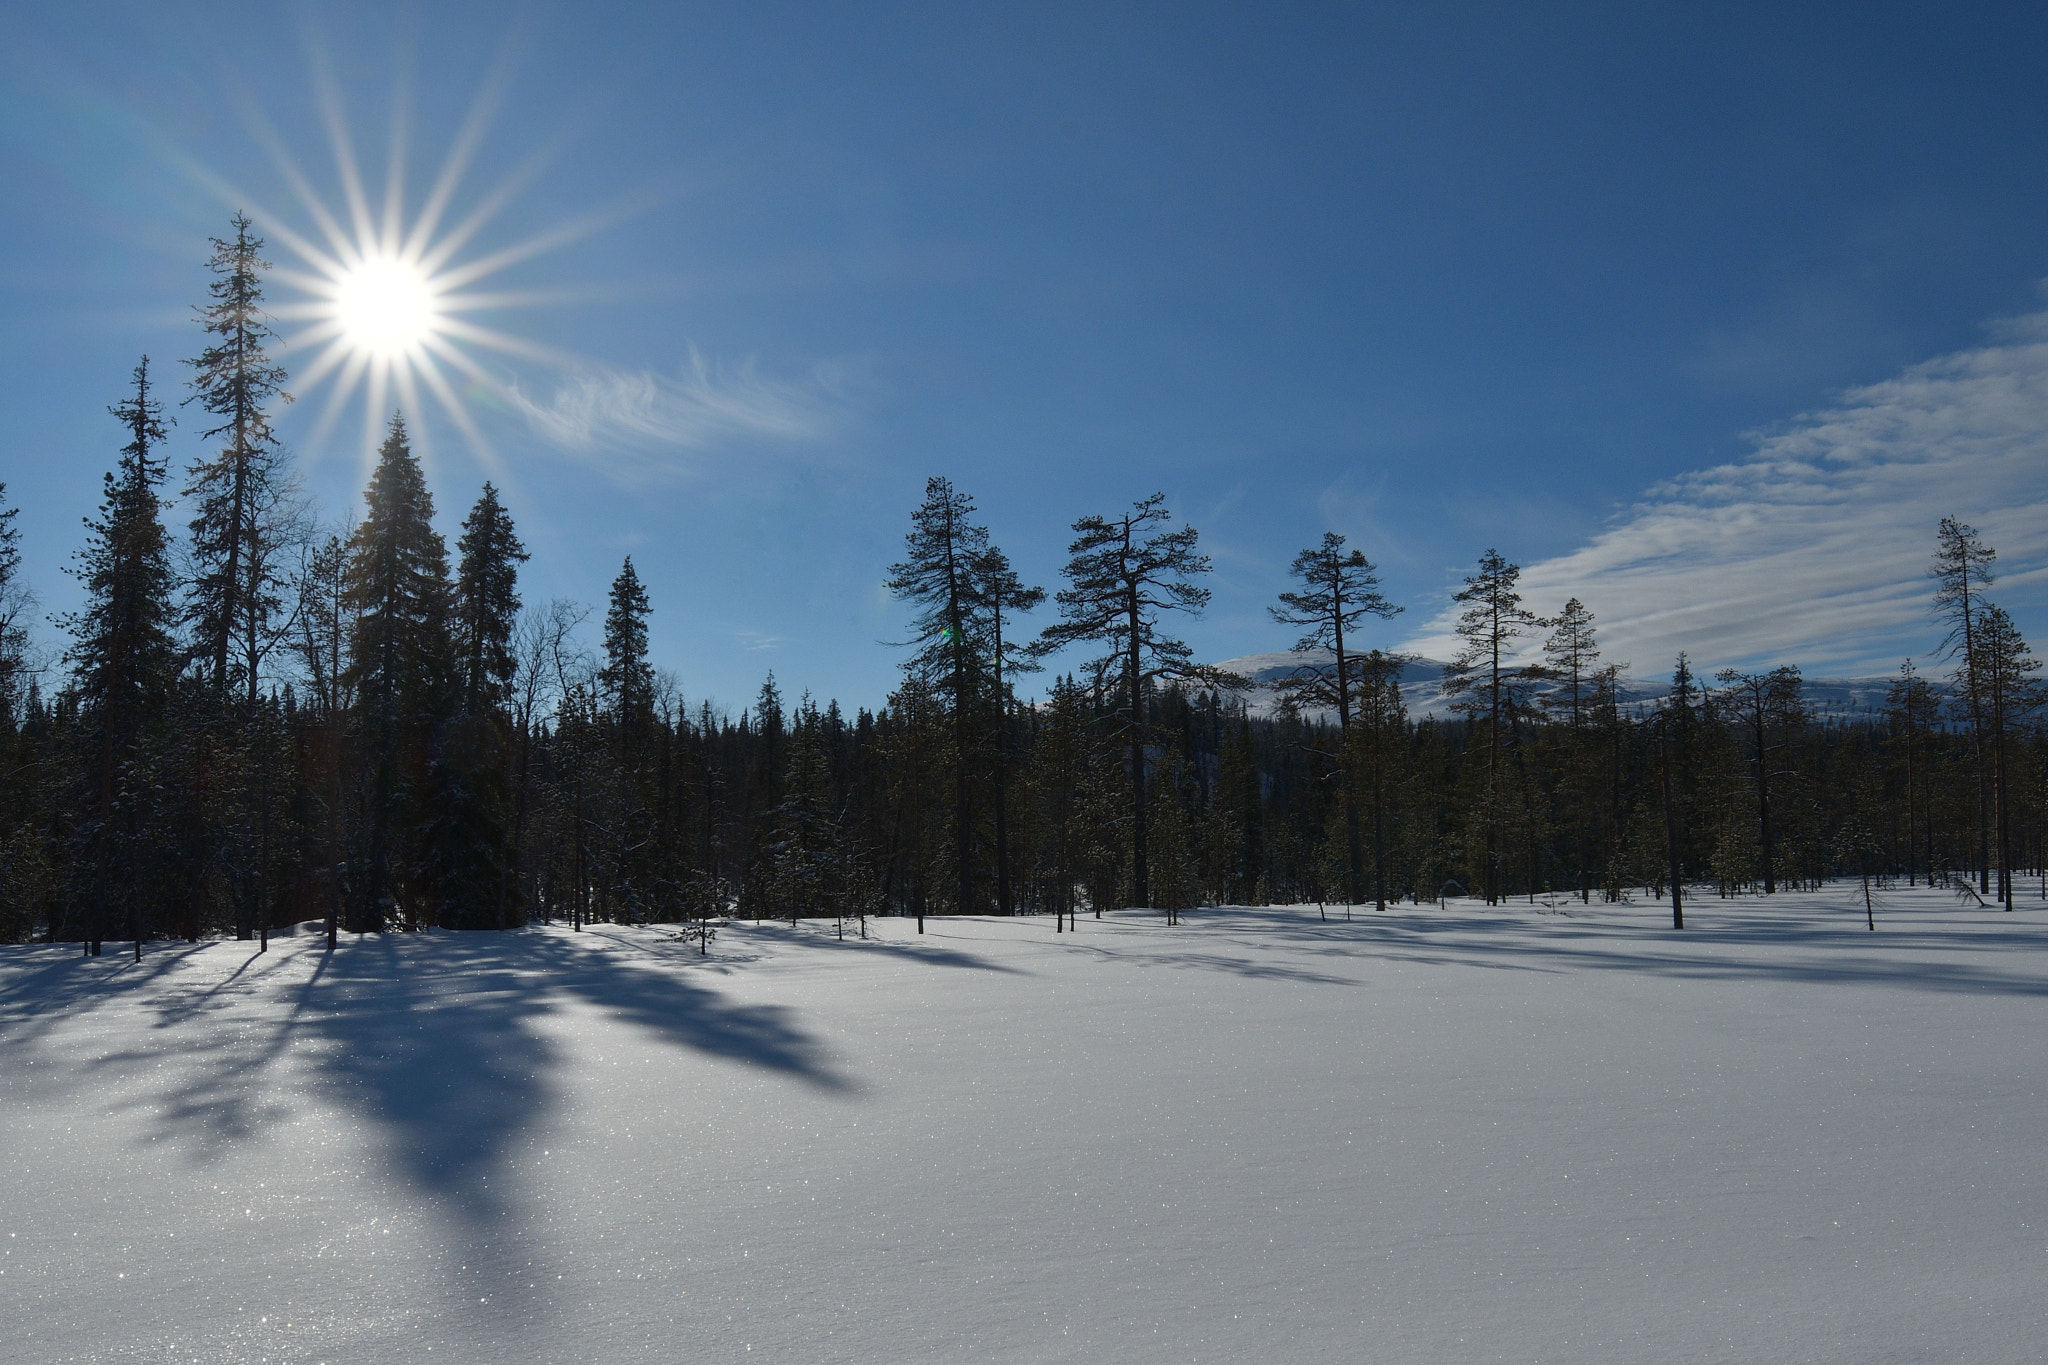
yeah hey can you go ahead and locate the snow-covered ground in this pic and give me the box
[4,887,2044,1363]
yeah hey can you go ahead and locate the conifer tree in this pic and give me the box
[1539,599,1618,900]
[64,360,177,957]
[0,484,27,732]
[1932,517,1996,892]
[454,483,528,717]
[1442,549,1536,903]
[1035,493,1223,917]
[1715,666,1805,894]
[1972,605,2039,910]
[600,557,654,730]
[421,487,528,930]
[344,415,453,929]
[185,212,291,699]
[888,477,989,921]
[970,543,1044,915]
[1885,660,1939,887]
[1270,531,1401,902]
[1351,650,1407,911]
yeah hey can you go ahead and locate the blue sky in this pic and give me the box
[4,2,2046,710]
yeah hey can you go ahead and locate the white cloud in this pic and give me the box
[1403,312,2048,674]
[506,349,850,474]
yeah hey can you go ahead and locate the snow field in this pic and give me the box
[2,886,2043,1363]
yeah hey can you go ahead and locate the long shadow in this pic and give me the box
[1,928,854,1232]
[272,928,852,1220]
[1053,938,1359,986]
[1066,904,2048,999]
[0,943,216,1053]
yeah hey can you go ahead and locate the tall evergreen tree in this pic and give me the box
[1270,531,1402,903]
[1885,659,1939,887]
[1932,517,1996,892]
[600,556,654,730]
[64,360,177,957]
[887,477,988,922]
[970,543,1044,915]
[1539,599,1616,901]
[1442,549,1536,903]
[185,211,291,700]
[426,485,529,929]
[1035,493,1222,917]
[344,415,452,929]
[1972,605,2039,911]
[0,483,27,732]
[454,483,528,717]
[1715,666,1805,894]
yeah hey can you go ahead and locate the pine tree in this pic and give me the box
[1932,518,1996,892]
[1715,666,1805,894]
[887,477,990,923]
[1270,531,1402,902]
[64,359,177,957]
[454,483,528,717]
[344,415,453,929]
[1885,660,1939,887]
[1035,493,1222,918]
[1442,549,1536,903]
[1972,605,2040,910]
[185,212,291,700]
[970,544,1044,915]
[1539,599,1618,901]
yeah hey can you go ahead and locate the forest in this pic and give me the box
[3,216,2043,954]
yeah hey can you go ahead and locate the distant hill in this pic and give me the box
[1213,651,1914,723]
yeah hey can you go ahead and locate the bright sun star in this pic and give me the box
[242,55,610,468]
[333,256,439,360]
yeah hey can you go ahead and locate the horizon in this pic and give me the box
[4,2,2046,710]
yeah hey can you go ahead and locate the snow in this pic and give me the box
[3,888,2044,1363]
[1213,651,1904,722]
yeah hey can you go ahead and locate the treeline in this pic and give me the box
[1,220,2043,951]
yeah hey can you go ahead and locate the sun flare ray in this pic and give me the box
[237,42,631,466]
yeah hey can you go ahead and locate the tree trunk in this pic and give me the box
[1660,720,1684,930]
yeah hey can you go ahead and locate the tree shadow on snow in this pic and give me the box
[1,928,853,1230]
[1151,903,2048,999]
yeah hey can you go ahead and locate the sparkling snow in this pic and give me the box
[2,888,2043,1362]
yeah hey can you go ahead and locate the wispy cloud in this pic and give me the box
[506,349,854,476]
[1403,310,2048,674]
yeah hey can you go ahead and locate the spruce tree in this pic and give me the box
[1270,531,1402,903]
[0,484,26,732]
[185,211,291,700]
[600,557,654,730]
[1035,493,1222,918]
[64,360,177,957]
[1351,650,1407,911]
[344,415,453,929]
[1442,549,1536,903]
[454,483,528,717]
[420,486,529,930]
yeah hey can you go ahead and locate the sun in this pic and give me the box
[333,256,439,359]
[242,58,612,469]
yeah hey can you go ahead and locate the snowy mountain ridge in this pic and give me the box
[1212,650,1914,722]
